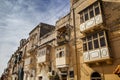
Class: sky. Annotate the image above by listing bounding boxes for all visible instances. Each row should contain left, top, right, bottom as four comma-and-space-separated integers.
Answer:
0, 0, 70, 76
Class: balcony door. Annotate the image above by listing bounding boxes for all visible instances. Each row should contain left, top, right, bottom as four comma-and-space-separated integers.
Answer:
91, 72, 101, 80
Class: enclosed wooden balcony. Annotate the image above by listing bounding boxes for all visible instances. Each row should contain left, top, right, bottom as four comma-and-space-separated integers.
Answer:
37, 47, 50, 64
82, 30, 111, 64
55, 44, 69, 68
79, 1, 104, 33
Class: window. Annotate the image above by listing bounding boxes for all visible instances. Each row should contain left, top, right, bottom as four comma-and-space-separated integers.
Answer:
91, 72, 101, 80
82, 31, 107, 52
79, 1, 101, 23
52, 71, 55, 75
49, 67, 51, 72
69, 71, 74, 78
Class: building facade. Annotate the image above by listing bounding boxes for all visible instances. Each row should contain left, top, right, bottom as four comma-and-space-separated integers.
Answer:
1, 0, 120, 80
70, 0, 120, 80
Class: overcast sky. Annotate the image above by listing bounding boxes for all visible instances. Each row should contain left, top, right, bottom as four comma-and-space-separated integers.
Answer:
0, 0, 70, 76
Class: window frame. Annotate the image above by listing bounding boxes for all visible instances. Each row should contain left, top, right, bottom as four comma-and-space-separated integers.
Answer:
79, 1, 101, 23
89, 6, 94, 18
82, 31, 108, 52
80, 12, 84, 23
84, 9, 89, 21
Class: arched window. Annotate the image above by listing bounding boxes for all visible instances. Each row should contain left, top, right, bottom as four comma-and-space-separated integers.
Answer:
91, 72, 101, 80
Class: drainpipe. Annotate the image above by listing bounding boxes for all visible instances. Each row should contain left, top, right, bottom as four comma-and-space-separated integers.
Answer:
72, 8, 80, 80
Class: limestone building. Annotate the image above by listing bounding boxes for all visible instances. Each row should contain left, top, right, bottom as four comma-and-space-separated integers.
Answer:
70, 0, 120, 80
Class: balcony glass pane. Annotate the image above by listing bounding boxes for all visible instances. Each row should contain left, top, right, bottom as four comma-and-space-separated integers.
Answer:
94, 39, 99, 49
90, 10, 94, 18
99, 31, 104, 36
95, 6, 100, 15
88, 41, 93, 50
85, 12, 89, 21
100, 37, 106, 47
87, 36, 92, 41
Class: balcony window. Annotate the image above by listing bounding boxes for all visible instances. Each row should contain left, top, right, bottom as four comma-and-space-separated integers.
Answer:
37, 48, 47, 57
69, 71, 74, 78
94, 39, 99, 49
94, 2, 100, 15
100, 37, 106, 47
89, 7, 94, 18
82, 31, 107, 52
57, 51, 64, 58
79, 1, 101, 23
85, 10, 89, 21
91, 72, 101, 80
83, 43, 87, 51
88, 41, 93, 50
95, 6, 100, 15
